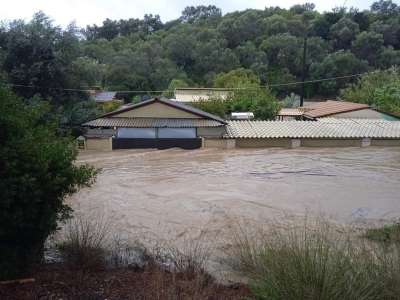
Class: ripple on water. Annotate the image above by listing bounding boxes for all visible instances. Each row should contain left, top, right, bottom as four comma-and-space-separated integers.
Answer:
69, 147, 400, 243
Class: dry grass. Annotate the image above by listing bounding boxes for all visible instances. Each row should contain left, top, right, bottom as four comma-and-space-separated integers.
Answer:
43, 214, 400, 300
56, 214, 112, 272
0, 264, 250, 300
225, 217, 400, 300
1, 217, 248, 300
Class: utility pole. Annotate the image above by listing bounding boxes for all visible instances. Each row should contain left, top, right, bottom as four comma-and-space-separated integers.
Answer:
300, 35, 307, 107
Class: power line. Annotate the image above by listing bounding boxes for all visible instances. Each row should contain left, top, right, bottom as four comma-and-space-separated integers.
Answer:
268, 72, 368, 87
0, 71, 373, 94
1, 83, 166, 94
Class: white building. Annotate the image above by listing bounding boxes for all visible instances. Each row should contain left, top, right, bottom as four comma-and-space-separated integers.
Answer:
174, 88, 232, 102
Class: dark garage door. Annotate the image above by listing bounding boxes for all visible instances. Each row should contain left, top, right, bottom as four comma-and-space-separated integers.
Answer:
112, 138, 202, 150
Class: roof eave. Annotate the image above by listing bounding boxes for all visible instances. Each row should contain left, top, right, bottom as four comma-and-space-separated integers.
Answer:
90, 97, 227, 125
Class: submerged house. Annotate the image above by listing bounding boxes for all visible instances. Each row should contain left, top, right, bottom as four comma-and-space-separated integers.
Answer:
277, 100, 400, 121
82, 97, 226, 150
82, 97, 400, 151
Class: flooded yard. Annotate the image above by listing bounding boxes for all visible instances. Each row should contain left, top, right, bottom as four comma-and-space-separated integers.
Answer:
71, 147, 400, 243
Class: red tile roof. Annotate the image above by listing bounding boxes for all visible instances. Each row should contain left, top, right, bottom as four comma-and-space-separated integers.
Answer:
303, 100, 370, 118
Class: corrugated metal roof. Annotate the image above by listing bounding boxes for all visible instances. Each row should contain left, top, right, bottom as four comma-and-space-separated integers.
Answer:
304, 100, 370, 118
225, 119, 400, 139
94, 92, 117, 102
83, 118, 224, 128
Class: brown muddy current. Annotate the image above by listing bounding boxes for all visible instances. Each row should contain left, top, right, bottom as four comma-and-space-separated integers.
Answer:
71, 147, 400, 243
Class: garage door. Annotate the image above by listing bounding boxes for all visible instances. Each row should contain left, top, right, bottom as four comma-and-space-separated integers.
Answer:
117, 128, 156, 138
113, 127, 200, 150
158, 128, 196, 139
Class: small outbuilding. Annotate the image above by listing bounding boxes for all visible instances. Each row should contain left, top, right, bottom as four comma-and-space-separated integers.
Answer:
82, 97, 227, 150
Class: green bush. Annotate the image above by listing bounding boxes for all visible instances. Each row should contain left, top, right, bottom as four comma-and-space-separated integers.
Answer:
191, 88, 280, 120
340, 67, 400, 115
191, 98, 228, 118
101, 100, 123, 113
0, 87, 97, 280
229, 88, 281, 120
364, 223, 400, 243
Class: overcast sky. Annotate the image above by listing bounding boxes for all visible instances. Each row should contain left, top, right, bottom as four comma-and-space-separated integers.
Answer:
2, 0, 377, 28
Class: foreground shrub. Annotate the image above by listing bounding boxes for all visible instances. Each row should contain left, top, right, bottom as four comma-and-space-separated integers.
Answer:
227, 219, 400, 300
0, 87, 97, 280
57, 214, 112, 271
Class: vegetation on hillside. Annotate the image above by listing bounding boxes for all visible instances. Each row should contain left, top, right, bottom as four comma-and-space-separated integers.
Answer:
0, 1, 399, 125
77, 1, 400, 97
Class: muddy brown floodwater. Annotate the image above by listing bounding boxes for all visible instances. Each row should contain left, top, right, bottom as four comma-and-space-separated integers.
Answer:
70, 147, 400, 245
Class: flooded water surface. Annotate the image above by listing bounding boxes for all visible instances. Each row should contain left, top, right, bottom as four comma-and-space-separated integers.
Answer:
71, 147, 400, 241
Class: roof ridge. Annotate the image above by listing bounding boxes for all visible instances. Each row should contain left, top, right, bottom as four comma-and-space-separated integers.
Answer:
90, 97, 227, 124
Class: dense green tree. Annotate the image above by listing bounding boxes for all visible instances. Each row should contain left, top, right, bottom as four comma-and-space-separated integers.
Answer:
352, 31, 384, 65
371, 0, 399, 18
235, 41, 268, 70
370, 19, 400, 48
263, 14, 289, 36
379, 46, 400, 68
93, 18, 120, 40
71, 57, 106, 88
349, 9, 371, 31
142, 14, 163, 34
0, 12, 99, 132
214, 68, 260, 88
228, 88, 281, 120
218, 10, 266, 48
180, 5, 221, 24
340, 67, 400, 114
1, 2, 400, 103
0, 87, 96, 280
311, 15, 332, 39
261, 34, 302, 75
191, 98, 228, 118
2, 12, 72, 101
162, 28, 196, 69
290, 3, 316, 14
310, 50, 368, 95
330, 17, 360, 49
164, 78, 190, 98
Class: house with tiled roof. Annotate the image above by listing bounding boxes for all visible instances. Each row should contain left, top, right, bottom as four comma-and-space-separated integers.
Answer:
81, 97, 400, 150
82, 97, 226, 150
277, 100, 400, 121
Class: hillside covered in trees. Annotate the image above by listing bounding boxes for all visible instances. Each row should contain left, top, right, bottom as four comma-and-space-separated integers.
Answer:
0, 0, 399, 126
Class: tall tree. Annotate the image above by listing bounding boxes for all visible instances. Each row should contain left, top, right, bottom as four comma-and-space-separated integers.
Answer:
0, 87, 96, 280
330, 17, 360, 49
180, 5, 222, 24
352, 31, 384, 65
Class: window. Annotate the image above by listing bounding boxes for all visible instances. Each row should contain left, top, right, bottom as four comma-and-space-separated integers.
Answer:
117, 128, 156, 138
158, 128, 196, 139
